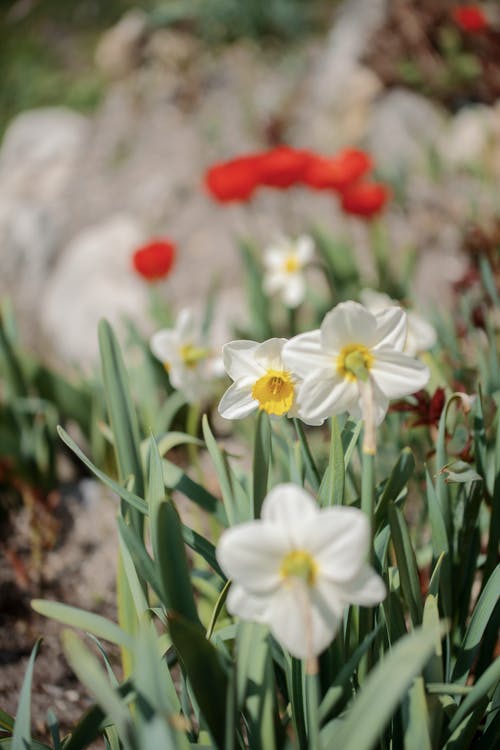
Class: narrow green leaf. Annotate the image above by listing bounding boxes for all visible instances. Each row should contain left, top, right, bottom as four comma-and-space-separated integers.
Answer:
32, 600, 133, 650
206, 580, 231, 640
0, 710, 14, 733
202, 415, 238, 524
12, 638, 41, 750
375, 448, 414, 526
389, 505, 423, 626
328, 623, 445, 750
117, 530, 149, 618
62, 631, 133, 748
168, 612, 228, 750
238, 241, 272, 340
403, 677, 431, 750
452, 565, 500, 684
253, 411, 271, 518
293, 419, 320, 491
155, 500, 200, 626
57, 427, 148, 515
155, 431, 203, 456
62, 680, 134, 750
117, 517, 164, 601
318, 416, 344, 506
164, 459, 228, 526
448, 656, 500, 735
290, 657, 308, 750
181, 524, 225, 580
98, 319, 144, 534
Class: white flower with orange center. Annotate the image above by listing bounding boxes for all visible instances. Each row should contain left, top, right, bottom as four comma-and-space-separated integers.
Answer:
150, 309, 221, 403
217, 337, 319, 423
216, 483, 386, 660
263, 235, 314, 308
360, 288, 437, 357
282, 301, 430, 430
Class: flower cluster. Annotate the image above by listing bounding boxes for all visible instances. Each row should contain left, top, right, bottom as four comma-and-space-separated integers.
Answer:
132, 239, 176, 281
205, 145, 389, 218
218, 301, 430, 441
217, 483, 386, 659
451, 5, 489, 32
150, 309, 222, 403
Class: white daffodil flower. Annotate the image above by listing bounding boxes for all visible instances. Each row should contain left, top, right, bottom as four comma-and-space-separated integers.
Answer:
218, 337, 321, 424
150, 309, 221, 403
216, 483, 386, 660
263, 235, 314, 308
360, 288, 437, 357
282, 301, 430, 430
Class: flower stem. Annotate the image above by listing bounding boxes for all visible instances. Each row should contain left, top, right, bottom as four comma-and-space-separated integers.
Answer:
305, 668, 322, 750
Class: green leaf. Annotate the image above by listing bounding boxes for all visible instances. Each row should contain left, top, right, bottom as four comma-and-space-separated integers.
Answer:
202, 415, 240, 524
318, 416, 344, 506
62, 631, 133, 749
163, 459, 228, 526
98, 319, 144, 533
57, 426, 148, 515
0, 709, 14, 733
12, 638, 41, 750
452, 565, 500, 684
403, 677, 431, 750
389, 505, 423, 626
253, 411, 271, 518
155, 431, 203, 456
168, 612, 228, 750
293, 419, 320, 491
375, 448, 414, 526
206, 580, 231, 640
117, 517, 164, 601
448, 656, 500, 736
62, 680, 134, 750
31, 600, 133, 649
181, 524, 225, 580
154, 500, 200, 625
238, 241, 272, 341
326, 623, 445, 750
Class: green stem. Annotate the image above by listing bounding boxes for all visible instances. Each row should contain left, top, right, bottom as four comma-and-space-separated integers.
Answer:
305, 668, 322, 750
359, 450, 375, 681
287, 305, 297, 337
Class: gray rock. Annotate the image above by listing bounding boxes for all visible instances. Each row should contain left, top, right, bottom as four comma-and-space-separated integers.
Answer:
41, 214, 150, 366
366, 88, 445, 173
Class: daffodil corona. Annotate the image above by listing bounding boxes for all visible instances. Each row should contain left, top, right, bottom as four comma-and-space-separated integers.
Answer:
216, 483, 386, 659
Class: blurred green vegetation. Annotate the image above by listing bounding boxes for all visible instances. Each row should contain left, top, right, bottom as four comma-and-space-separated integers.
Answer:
0, 0, 333, 139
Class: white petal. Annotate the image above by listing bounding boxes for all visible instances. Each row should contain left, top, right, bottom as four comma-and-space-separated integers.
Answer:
218, 381, 257, 420
371, 350, 430, 399
350, 378, 390, 425
282, 330, 331, 379
254, 338, 287, 370
296, 235, 314, 263
359, 288, 394, 312
282, 275, 305, 308
222, 340, 262, 381
265, 581, 341, 659
264, 246, 287, 270
302, 507, 370, 581
405, 312, 437, 355
261, 484, 319, 542
321, 301, 377, 351
342, 565, 386, 606
297, 372, 358, 422
373, 307, 407, 352
226, 583, 267, 621
150, 329, 178, 363
216, 522, 288, 593
263, 272, 284, 295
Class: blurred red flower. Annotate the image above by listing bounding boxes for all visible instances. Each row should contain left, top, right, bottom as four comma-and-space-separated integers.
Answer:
451, 5, 488, 32
340, 181, 390, 218
257, 146, 313, 188
304, 148, 373, 191
204, 154, 262, 202
132, 239, 176, 281
391, 388, 446, 428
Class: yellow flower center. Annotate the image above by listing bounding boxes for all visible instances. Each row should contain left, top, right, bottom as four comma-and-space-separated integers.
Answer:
180, 343, 209, 369
337, 344, 374, 382
251, 369, 295, 416
280, 549, 318, 586
284, 254, 300, 274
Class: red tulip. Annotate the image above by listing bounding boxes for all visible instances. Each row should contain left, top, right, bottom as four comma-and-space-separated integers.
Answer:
340, 181, 390, 219
304, 149, 373, 191
204, 154, 262, 202
256, 146, 313, 188
391, 388, 446, 428
132, 239, 176, 281
451, 5, 488, 32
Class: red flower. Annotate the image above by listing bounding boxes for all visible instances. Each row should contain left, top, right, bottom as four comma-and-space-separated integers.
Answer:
304, 149, 373, 191
340, 181, 390, 219
132, 239, 176, 281
256, 146, 313, 188
204, 154, 262, 203
451, 5, 488, 32
391, 388, 446, 428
